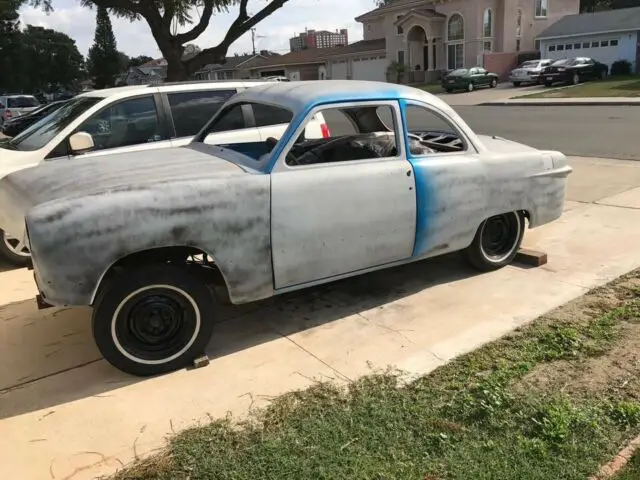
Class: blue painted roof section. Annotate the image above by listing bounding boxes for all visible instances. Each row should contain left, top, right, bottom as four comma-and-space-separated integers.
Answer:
230, 80, 454, 114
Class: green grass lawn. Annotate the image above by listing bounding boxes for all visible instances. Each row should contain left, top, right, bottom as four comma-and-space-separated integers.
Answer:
111, 270, 640, 480
517, 75, 640, 99
418, 83, 445, 94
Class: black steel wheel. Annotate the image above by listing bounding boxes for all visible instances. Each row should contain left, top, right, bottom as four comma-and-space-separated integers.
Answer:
92, 264, 215, 376
464, 211, 525, 272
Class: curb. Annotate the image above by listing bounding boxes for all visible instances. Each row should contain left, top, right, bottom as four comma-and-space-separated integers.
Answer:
589, 433, 640, 479
479, 101, 640, 106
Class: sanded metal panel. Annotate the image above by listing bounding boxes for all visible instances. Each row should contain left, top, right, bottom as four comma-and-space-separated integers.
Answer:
0, 146, 273, 306
271, 158, 417, 289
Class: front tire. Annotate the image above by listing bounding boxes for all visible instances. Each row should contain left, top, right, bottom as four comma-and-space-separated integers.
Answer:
0, 229, 31, 267
544, 81, 553, 87
464, 211, 525, 272
92, 264, 216, 376
490, 78, 498, 88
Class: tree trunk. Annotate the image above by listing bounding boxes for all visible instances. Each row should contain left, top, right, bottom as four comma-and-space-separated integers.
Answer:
165, 55, 189, 82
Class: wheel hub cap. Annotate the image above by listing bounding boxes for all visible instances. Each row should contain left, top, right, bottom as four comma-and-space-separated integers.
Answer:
2, 232, 30, 257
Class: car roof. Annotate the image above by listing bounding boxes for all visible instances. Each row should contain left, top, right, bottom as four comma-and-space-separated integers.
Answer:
229, 80, 454, 114
2, 94, 38, 99
76, 80, 272, 101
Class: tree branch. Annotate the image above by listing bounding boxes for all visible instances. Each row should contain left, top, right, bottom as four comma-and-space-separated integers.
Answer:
174, 0, 215, 44
186, 0, 288, 72
89, 0, 141, 13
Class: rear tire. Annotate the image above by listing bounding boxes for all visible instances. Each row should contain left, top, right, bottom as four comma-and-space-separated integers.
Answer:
464, 211, 525, 272
512, 81, 521, 87
0, 229, 31, 268
544, 81, 553, 87
92, 264, 216, 376
467, 82, 475, 92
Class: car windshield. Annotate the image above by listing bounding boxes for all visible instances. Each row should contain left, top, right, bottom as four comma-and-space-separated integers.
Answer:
2, 96, 101, 152
520, 60, 539, 68
7, 96, 39, 108
450, 69, 468, 75
551, 59, 570, 66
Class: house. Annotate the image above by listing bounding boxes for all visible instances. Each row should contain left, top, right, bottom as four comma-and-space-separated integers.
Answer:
193, 52, 278, 80
247, 39, 387, 81
124, 65, 167, 85
537, 6, 640, 72
354, 0, 581, 82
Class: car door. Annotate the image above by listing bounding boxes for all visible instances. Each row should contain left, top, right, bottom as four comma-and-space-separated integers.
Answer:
580, 58, 595, 78
477, 68, 491, 85
164, 88, 237, 147
63, 93, 174, 160
269, 100, 417, 289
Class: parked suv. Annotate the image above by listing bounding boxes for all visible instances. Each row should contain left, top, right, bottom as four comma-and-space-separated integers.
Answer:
0, 80, 329, 266
0, 95, 40, 125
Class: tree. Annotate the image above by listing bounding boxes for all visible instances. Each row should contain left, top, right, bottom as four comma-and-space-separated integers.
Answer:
87, 6, 120, 88
127, 54, 153, 68
17, 25, 85, 92
580, 0, 640, 10
0, 0, 22, 92
117, 50, 130, 72
76, 0, 289, 81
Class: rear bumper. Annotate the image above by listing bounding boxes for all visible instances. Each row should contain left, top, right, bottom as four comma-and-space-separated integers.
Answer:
509, 74, 539, 83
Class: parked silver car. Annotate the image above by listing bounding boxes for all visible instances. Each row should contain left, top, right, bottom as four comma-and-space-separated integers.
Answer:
0, 95, 40, 125
509, 59, 554, 86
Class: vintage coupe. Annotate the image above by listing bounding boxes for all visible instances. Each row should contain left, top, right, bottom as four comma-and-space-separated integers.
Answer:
0, 80, 572, 376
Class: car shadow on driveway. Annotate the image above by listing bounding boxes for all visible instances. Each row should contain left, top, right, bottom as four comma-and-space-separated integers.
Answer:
0, 253, 481, 420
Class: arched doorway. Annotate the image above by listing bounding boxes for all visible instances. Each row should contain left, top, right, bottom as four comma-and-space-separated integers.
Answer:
407, 25, 429, 73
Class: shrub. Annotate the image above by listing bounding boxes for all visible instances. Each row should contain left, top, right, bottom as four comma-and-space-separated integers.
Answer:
610, 59, 632, 76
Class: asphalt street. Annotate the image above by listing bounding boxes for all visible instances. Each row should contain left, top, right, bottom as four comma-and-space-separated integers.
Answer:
453, 105, 640, 161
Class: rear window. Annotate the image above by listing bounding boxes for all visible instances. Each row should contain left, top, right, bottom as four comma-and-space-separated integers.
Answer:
7, 96, 39, 108
520, 61, 538, 68
168, 89, 236, 137
450, 68, 468, 75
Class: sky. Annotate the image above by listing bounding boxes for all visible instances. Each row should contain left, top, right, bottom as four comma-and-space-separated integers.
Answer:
19, 0, 375, 59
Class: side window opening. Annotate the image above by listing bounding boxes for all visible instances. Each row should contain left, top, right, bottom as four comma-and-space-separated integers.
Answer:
252, 103, 293, 127
404, 104, 466, 154
75, 95, 165, 151
285, 104, 400, 167
168, 89, 236, 137
206, 103, 246, 133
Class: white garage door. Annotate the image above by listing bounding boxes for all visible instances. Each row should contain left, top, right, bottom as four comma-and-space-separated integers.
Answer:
546, 38, 622, 68
352, 57, 387, 82
331, 61, 348, 80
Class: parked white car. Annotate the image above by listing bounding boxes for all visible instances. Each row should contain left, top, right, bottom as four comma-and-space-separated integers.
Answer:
509, 59, 554, 86
0, 80, 328, 266
0, 94, 40, 125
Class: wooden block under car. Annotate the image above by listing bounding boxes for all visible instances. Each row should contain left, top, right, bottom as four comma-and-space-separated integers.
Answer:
514, 248, 548, 267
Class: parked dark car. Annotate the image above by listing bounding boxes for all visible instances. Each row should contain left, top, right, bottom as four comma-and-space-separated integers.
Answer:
541, 57, 609, 87
441, 66, 499, 93
1, 100, 67, 137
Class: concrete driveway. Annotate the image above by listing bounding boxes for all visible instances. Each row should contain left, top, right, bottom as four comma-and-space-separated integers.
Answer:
2, 156, 640, 479
439, 82, 544, 105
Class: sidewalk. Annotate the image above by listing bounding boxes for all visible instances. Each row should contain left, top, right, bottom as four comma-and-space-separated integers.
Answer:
2, 156, 640, 479
480, 96, 640, 106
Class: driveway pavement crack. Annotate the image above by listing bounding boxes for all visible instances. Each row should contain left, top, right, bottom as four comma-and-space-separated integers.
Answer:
0, 358, 103, 394
279, 334, 352, 382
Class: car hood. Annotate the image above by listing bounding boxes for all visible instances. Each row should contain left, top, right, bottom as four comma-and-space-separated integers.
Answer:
0, 143, 246, 239
477, 134, 538, 153
0, 146, 41, 179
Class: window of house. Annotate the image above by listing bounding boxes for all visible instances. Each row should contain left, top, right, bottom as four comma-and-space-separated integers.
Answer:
557, 44, 564, 51
396, 15, 404, 35
592, 41, 599, 47
549, 45, 556, 52
516, 39, 521, 51
611, 39, 618, 46
483, 8, 493, 37
566, 44, 573, 50
601, 40, 609, 47
76, 95, 165, 151
285, 104, 399, 167
447, 14, 464, 70
168, 89, 236, 137
583, 42, 590, 48
516, 9, 522, 37
574, 43, 581, 49
483, 41, 493, 52
535, 39, 541, 51
367, 24, 371, 32
397, 50, 405, 65
535, 0, 548, 17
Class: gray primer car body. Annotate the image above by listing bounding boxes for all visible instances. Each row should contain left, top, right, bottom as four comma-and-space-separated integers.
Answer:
0, 80, 572, 308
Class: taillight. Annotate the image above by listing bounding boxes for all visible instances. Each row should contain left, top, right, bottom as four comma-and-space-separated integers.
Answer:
320, 123, 331, 138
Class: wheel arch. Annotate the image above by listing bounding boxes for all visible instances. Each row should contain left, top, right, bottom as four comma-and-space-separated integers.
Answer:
89, 245, 232, 306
